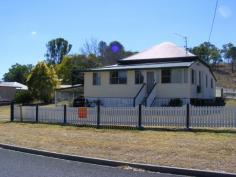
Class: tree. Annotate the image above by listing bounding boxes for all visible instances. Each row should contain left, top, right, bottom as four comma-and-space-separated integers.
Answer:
3, 63, 33, 84
80, 38, 99, 56
221, 43, 236, 72
190, 42, 221, 66
98, 41, 107, 58
27, 62, 59, 103
56, 54, 101, 85
45, 38, 72, 64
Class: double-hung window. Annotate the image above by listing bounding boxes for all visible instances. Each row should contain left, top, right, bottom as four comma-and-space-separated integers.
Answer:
93, 72, 101, 85
135, 71, 144, 84
191, 69, 195, 85
110, 70, 127, 84
161, 69, 171, 83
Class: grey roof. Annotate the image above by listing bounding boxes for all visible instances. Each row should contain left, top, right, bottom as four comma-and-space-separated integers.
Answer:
0, 82, 28, 90
121, 42, 195, 61
89, 62, 194, 71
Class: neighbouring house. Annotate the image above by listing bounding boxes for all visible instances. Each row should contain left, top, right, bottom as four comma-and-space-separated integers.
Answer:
83, 42, 216, 107
0, 81, 28, 102
54, 84, 83, 106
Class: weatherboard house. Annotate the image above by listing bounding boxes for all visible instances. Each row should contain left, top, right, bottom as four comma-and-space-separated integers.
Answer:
84, 42, 216, 107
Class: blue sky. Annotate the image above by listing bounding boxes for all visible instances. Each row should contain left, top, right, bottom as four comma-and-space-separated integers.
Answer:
0, 0, 235, 79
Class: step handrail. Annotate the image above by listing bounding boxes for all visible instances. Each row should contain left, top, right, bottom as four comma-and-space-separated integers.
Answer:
145, 82, 157, 106
133, 83, 146, 107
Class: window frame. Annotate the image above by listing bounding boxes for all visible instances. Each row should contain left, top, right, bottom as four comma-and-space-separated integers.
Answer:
110, 70, 127, 84
191, 69, 195, 85
135, 70, 144, 84
161, 69, 171, 84
92, 72, 101, 86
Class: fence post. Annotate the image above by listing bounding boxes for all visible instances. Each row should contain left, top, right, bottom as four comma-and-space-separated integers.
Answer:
186, 103, 190, 129
36, 104, 39, 123
64, 105, 67, 124
10, 102, 14, 122
97, 100, 101, 128
138, 104, 143, 130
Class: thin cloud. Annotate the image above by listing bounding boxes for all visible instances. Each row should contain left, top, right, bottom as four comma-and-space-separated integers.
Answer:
31, 31, 37, 36
218, 5, 232, 18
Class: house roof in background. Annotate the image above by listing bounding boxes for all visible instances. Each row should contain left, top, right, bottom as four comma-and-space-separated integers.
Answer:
55, 84, 83, 91
87, 61, 194, 71
0, 82, 28, 90
120, 42, 195, 61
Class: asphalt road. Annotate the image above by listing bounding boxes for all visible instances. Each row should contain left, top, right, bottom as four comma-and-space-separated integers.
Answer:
0, 148, 186, 177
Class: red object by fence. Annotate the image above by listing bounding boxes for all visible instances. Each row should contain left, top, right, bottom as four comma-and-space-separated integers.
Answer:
78, 107, 87, 118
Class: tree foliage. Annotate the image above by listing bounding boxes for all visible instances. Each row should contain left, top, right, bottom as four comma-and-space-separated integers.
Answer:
45, 38, 72, 64
3, 63, 33, 84
27, 62, 59, 103
190, 42, 222, 65
56, 54, 101, 85
221, 43, 236, 72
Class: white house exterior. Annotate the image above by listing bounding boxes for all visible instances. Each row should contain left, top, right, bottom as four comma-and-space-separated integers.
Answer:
84, 42, 216, 107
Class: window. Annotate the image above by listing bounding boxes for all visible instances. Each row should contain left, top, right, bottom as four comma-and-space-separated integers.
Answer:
110, 70, 127, 84
211, 78, 213, 88
93, 72, 101, 85
183, 69, 188, 83
206, 75, 208, 88
171, 69, 182, 83
161, 69, 171, 83
198, 71, 201, 86
191, 69, 195, 84
135, 71, 144, 84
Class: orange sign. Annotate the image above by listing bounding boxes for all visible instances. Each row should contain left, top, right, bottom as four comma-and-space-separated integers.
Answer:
78, 107, 87, 118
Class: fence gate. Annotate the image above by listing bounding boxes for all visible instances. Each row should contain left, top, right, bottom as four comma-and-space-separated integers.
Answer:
0, 104, 10, 121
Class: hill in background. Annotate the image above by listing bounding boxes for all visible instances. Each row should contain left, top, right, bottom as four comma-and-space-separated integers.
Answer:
213, 64, 236, 89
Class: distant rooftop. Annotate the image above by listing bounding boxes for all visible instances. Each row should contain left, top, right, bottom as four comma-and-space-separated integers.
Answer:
0, 82, 28, 90
120, 42, 195, 61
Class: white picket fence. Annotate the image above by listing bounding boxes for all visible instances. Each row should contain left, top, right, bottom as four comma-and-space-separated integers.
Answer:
13, 105, 236, 129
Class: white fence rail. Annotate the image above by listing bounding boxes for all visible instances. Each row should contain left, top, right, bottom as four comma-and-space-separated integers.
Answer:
190, 106, 236, 128
100, 107, 138, 127
13, 105, 236, 129
143, 106, 186, 127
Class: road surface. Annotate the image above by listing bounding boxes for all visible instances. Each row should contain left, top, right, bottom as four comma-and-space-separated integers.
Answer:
0, 148, 186, 177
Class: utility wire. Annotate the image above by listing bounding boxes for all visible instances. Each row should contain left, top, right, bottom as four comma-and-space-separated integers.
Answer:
208, 0, 219, 42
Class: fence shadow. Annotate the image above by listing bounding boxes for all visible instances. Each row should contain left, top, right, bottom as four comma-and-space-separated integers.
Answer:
7, 121, 236, 134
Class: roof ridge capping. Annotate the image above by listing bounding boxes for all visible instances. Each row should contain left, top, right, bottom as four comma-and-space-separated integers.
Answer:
120, 42, 195, 61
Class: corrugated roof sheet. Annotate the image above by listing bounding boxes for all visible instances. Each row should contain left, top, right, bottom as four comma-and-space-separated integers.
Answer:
120, 42, 195, 61
89, 62, 194, 71
0, 82, 28, 90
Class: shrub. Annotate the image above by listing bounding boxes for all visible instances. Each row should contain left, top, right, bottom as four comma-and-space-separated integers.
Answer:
168, 98, 183, 107
14, 90, 33, 104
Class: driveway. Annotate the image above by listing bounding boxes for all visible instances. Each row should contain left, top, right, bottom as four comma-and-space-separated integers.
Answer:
0, 148, 186, 177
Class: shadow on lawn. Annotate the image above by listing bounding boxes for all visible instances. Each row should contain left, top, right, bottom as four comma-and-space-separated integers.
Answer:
3, 121, 236, 134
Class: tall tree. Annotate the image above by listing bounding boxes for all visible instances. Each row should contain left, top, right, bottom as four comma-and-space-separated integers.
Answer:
190, 42, 221, 66
3, 63, 33, 84
56, 54, 101, 85
80, 38, 99, 56
98, 41, 107, 59
45, 38, 72, 64
221, 43, 236, 72
27, 62, 59, 103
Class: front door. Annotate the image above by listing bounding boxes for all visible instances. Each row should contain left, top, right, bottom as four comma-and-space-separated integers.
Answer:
147, 71, 155, 94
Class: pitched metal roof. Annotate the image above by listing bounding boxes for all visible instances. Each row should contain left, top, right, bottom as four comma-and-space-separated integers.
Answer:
120, 42, 195, 61
0, 82, 28, 90
88, 62, 194, 71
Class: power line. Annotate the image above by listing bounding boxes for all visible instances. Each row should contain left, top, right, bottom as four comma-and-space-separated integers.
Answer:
208, 0, 219, 42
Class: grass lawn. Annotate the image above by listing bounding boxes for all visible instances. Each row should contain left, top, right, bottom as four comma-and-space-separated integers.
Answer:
0, 106, 10, 121
225, 99, 236, 106
0, 122, 235, 173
